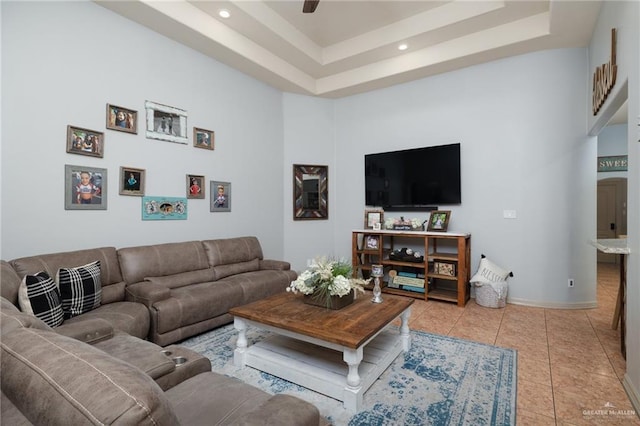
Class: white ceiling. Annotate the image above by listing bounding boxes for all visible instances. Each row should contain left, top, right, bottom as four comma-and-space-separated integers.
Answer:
98, 0, 605, 99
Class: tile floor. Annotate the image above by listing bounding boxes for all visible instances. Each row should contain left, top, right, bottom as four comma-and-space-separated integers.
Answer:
404, 262, 639, 425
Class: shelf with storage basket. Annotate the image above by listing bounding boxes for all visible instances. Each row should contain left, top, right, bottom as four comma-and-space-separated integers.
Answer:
352, 229, 471, 306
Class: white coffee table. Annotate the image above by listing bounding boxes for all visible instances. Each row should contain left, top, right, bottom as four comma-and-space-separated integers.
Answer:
229, 292, 413, 412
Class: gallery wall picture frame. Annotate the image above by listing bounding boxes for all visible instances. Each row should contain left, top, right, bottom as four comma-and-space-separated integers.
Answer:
187, 174, 205, 199
145, 100, 188, 144
364, 209, 384, 229
293, 164, 328, 220
66, 125, 104, 158
427, 210, 451, 232
193, 127, 214, 150
210, 181, 231, 212
119, 166, 145, 196
106, 104, 137, 134
142, 196, 187, 220
64, 164, 107, 210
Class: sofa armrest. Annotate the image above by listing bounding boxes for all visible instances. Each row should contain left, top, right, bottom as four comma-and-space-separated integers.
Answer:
56, 318, 114, 344
259, 259, 291, 271
125, 282, 171, 308
230, 394, 320, 426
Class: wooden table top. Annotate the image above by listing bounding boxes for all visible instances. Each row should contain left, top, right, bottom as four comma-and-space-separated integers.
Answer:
229, 292, 414, 349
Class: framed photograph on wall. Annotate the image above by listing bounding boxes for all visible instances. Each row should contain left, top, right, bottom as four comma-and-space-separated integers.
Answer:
427, 210, 451, 232
187, 174, 205, 199
119, 166, 145, 196
145, 100, 188, 144
66, 125, 104, 158
193, 127, 214, 150
142, 196, 187, 220
364, 209, 384, 229
106, 104, 137, 134
64, 164, 107, 210
210, 181, 231, 212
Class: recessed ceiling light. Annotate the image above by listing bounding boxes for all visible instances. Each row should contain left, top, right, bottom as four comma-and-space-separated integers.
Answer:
398, 44, 408, 51
218, 9, 231, 19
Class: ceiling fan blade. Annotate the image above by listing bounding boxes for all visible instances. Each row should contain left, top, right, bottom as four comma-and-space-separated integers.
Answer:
303, 0, 319, 13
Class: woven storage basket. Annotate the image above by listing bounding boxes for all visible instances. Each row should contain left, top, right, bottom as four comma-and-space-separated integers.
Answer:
474, 282, 507, 308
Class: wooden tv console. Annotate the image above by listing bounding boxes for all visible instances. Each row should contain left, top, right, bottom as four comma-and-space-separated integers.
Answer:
352, 229, 471, 307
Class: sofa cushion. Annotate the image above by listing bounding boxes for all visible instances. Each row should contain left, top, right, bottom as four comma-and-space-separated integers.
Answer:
17, 272, 64, 328
93, 332, 175, 380
202, 237, 263, 267
145, 268, 216, 290
1, 260, 23, 306
166, 372, 320, 426
212, 258, 259, 280
1, 391, 33, 426
1, 326, 179, 425
63, 301, 150, 340
118, 241, 210, 285
0, 299, 53, 335
57, 260, 102, 319
10, 247, 125, 303
165, 371, 271, 425
154, 281, 242, 334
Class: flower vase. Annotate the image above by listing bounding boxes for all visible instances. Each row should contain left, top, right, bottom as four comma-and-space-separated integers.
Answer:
303, 290, 355, 310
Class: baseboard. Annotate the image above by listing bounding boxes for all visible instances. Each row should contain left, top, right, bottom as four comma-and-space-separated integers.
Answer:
623, 374, 640, 416
498, 297, 598, 310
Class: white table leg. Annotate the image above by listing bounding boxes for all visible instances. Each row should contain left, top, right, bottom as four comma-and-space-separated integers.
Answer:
343, 346, 363, 412
233, 317, 248, 367
400, 307, 411, 351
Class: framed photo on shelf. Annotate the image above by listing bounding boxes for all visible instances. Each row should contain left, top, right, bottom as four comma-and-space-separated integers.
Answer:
434, 261, 456, 277
64, 164, 107, 210
193, 127, 214, 150
364, 209, 384, 229
106, 104, 137, 134
365, 235, 379, 249
66, 125, 104, 158
210, 181, 231, 212
427, 210, 451, 232
145, 100, 188, 144
186, 174, 205, 199
119, 166, 145, 196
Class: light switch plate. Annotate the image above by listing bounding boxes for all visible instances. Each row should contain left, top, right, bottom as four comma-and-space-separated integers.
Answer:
503, 210, 517, 219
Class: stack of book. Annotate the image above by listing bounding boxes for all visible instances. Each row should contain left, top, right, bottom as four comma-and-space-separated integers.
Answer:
393, 271, 425, 294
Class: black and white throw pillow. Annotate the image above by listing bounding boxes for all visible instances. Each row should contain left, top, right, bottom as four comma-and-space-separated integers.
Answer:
18, 271, 64, 327
57, 260, 102, 319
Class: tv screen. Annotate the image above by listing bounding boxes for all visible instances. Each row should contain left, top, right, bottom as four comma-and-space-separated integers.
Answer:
365, 143, 461, 210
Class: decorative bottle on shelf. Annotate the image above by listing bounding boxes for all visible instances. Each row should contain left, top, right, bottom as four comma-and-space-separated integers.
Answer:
371, 264, 384, 303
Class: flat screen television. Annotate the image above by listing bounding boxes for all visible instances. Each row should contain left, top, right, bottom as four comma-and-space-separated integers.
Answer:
365, 143, 461, 210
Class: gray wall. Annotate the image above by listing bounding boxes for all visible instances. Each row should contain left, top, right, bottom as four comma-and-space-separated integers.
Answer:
1, 1, 286, 260
284, 48, 597, 309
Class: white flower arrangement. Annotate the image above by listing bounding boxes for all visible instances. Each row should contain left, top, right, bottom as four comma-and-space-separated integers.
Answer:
287, 257, 369, 307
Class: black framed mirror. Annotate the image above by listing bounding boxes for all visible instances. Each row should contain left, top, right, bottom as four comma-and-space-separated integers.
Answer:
293, 164, 328, 220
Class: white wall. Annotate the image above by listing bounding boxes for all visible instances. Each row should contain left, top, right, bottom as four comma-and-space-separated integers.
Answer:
1, 1, 287, 260
588, 0, 640, 413
326, 49, 596, 308
282, 94, 336, 271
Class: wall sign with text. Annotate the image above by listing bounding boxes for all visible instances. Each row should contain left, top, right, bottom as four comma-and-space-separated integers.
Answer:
598, 155, 628, 172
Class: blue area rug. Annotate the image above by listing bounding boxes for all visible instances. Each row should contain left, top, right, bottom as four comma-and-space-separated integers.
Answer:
180, 324, 516, 425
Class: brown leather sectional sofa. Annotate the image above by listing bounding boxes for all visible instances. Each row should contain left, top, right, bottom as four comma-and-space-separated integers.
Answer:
0, 237, 322, 425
